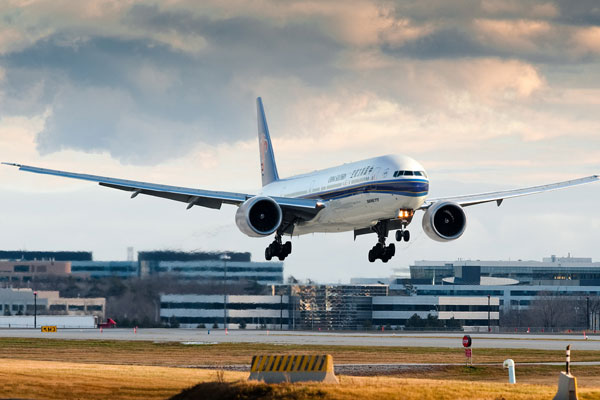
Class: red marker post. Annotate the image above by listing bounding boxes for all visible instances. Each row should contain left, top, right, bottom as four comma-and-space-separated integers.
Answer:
463, 335, 473, 366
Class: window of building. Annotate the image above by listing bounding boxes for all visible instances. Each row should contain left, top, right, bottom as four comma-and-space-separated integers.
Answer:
13, 265, 29, 273
86, 305, 103, 311
49, 304, 66, 311
68, 305, 85, 311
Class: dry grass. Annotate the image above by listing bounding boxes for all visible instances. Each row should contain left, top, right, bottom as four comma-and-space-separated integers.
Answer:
173, 376, 600, 400
1, 359, 599, 400
1, 338, 600, 399
369, 364, 600, 388
0, 358, 246, 400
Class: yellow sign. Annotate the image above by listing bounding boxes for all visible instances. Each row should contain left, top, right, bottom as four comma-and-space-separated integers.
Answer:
250, 354, 332, 372
41, 326, 57, 333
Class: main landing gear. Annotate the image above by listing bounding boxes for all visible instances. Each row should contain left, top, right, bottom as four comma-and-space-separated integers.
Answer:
368, 220, 396, 263
368, 220, 411, 263
265, 233, 292, 261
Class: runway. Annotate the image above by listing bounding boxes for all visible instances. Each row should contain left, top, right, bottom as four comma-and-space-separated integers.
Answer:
1, 328, 598, 350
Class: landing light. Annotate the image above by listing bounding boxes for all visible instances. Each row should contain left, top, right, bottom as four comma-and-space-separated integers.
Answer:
398, 209, 413, 219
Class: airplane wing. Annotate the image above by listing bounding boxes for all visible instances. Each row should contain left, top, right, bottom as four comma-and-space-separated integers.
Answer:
2, 163, 323, 219
421, 175, 599, 208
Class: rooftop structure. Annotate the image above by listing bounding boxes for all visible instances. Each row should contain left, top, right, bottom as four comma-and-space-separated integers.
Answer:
0, 251, 92, 262
139, 251, 282, 284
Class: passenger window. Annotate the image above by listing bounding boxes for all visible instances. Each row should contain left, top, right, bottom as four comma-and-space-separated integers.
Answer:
405, 171, 414, 176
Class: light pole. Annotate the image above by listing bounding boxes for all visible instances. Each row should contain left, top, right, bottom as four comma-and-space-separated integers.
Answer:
221, 254, 231, 330
487, 295, 491, 333
33, 291, 37, 329
587, 297, 590, 330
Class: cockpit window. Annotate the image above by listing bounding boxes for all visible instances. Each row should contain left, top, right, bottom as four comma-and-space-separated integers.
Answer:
394, 170, 428, 178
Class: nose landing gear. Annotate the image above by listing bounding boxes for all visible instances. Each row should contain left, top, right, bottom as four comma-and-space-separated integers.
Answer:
395, 228, 410, 242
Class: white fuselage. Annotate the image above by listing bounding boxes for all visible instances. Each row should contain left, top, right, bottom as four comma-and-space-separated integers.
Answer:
259, 154, 429, 235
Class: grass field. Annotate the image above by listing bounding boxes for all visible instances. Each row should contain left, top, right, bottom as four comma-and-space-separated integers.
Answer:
2, 359, 600, 400
1, 338, 599, 399
2, 337, 600, 366
174, 378, 600, 400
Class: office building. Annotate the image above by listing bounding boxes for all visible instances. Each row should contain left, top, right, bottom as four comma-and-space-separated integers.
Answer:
71, 261, 139, 278
404, 255, 600, 286
160, 294, 289, 329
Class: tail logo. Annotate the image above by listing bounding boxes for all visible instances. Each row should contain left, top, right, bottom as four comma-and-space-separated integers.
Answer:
260, 137, 269, 176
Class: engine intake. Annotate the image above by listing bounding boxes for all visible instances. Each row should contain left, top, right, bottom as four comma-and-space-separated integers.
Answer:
235, 196, 283, 237
422, 201, 466, 242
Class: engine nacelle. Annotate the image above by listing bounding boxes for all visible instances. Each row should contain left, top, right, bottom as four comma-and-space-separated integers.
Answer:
422, 201, 467, 242
235, 196, 283, 237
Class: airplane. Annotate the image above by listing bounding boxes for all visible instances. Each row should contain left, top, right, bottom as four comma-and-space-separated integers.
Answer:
3, 97, 599, 263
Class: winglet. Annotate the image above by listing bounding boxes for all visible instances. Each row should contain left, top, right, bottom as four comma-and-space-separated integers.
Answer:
256, 97, 280, 187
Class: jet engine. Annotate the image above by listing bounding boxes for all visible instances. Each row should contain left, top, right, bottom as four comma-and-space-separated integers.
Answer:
422, 201, 467, 242
235, 196, 283, 237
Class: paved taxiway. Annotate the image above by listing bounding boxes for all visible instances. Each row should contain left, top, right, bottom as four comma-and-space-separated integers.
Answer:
0, 328, 598, 350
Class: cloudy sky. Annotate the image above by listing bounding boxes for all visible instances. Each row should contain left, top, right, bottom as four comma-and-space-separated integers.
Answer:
1, 0, 599, 282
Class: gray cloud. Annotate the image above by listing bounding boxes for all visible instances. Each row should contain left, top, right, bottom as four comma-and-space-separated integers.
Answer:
383, 28, 490, 59
555, 0, 600, 26
0, 5, 347, 163
0, 0, 599, 165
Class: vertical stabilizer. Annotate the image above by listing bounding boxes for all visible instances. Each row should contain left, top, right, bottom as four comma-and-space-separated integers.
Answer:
256, 97, 280, 186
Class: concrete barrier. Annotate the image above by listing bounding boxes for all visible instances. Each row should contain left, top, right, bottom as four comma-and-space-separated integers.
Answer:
248, 354, 339, 384
553, 372, 579, 400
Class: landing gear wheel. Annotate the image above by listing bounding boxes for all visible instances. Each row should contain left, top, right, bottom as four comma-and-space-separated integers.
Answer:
381, 249, 390, 263
283, 241, 292, 256
368, 249, 376, 263
387, 243, 395, 257
403, 230, 410, 242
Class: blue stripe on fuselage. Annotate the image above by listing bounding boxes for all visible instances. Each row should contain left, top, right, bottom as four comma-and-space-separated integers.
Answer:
301, 179, 429, 201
